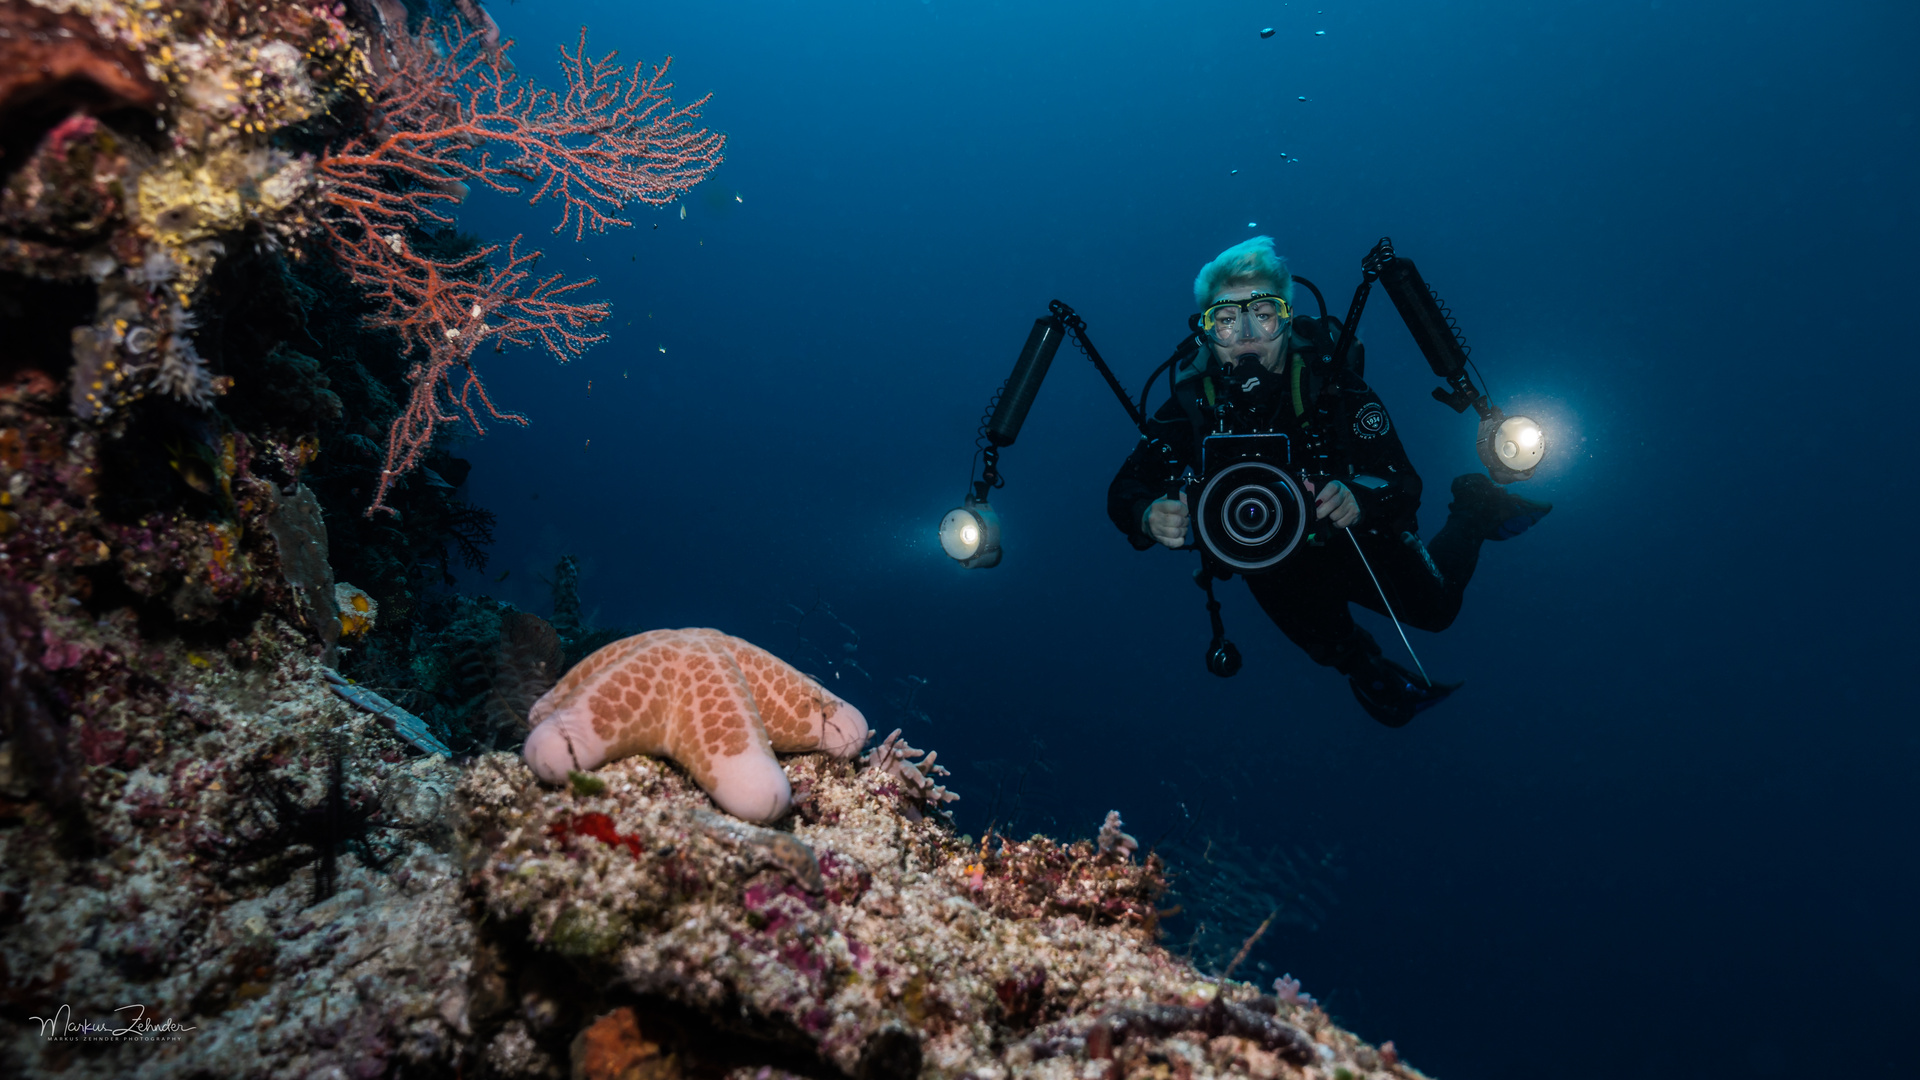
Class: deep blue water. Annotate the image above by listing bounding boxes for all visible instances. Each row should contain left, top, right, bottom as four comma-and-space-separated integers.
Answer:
438, 1, 1920, 1075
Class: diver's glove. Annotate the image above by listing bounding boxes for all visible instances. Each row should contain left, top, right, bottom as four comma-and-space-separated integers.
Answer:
1450, 473, 1552, 541
1347, 655, 1461, 728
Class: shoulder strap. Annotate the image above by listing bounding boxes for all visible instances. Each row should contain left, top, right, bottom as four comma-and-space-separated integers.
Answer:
1318, 314, 1363, 379
1171, 373, 1217, 462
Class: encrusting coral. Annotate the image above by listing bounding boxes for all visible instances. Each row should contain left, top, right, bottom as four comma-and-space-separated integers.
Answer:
523, 628, 870, 823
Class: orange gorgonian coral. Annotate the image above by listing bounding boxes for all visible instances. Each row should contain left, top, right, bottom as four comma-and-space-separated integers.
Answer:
317, 20, 724, 515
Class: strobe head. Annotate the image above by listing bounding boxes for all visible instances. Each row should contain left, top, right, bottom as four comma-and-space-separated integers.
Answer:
938, 495, 1002, 569
1192, 448, 1310, 572
1477, 410, 1548, 484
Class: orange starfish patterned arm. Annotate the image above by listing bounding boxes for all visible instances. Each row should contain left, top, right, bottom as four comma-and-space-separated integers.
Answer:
522, 629, 869, 822
720, 636, 869, 758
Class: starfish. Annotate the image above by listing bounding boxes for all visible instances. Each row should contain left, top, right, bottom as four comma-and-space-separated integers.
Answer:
523, 629, 868, 822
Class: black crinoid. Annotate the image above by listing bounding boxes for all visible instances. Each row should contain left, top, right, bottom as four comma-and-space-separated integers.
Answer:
206, 731, 404, 904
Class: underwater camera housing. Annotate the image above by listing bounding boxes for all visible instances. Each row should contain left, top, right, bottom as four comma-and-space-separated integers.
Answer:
1191, 432, 1311, 573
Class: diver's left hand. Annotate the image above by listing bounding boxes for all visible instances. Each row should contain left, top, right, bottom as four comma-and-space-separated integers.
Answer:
1314, 480, 1361, 529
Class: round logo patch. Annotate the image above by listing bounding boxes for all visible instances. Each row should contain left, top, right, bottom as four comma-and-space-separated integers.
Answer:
1353, 402, 1390, 439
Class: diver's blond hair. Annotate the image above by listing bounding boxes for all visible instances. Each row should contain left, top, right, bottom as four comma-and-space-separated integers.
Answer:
1193, 235, 1293, 310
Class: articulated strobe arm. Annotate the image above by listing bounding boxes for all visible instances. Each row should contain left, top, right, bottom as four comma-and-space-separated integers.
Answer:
1334, 238, 1493, 420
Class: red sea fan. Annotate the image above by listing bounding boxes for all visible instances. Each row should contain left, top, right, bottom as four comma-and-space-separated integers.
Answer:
316, 22, 724, 514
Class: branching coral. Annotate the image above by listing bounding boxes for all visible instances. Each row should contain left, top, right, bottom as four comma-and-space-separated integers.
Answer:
862, 727, 959, 821
1098, 809, 1139, 860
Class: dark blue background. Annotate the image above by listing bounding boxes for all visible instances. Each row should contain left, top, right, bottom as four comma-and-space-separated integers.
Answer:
440, 1, 1919, 1075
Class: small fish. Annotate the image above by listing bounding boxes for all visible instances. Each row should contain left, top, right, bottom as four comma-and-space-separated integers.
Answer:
586, 379, 593, 396
496, 570, 511, 582
172, 459, 214, 495
1260, 26, 1275, 38
583, 439, 591, 451
679, 205, 686, 220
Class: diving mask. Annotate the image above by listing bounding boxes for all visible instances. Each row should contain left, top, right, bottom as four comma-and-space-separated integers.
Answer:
1202, 293, 1292, 345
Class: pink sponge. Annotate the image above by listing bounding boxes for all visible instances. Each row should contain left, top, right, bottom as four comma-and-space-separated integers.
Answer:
523, 628, 868, 822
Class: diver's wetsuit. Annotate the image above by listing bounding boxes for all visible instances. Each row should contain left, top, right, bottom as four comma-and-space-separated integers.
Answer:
1106, 315, 1494, 695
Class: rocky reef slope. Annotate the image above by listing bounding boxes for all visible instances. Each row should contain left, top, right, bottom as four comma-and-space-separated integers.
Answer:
2, 631, 1421, 1080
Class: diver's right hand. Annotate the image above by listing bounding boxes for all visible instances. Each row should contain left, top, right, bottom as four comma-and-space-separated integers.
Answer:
1144, 494, 1189, 548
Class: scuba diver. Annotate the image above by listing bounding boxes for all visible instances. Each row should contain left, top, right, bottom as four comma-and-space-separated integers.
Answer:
1106, 237, 1552, 726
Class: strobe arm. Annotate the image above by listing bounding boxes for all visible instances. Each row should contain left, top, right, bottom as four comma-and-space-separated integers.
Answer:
1373, 249, 1494, 419
984, 315, 1068, 449
968, 300, 1162, 504
981, 300, 1153, 451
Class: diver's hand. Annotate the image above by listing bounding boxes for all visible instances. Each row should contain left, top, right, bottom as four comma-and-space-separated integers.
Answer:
1144, 494, 1189, 548
1315, 480, 1361, 529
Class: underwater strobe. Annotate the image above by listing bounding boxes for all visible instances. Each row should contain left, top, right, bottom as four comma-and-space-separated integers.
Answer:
939, 312, 1067, 568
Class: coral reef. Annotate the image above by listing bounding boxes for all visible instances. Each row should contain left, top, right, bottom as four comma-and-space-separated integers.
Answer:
0, 0, 519, 728
454, 752, 1421, 1080
1, 614, 1424, 1080
0, 624, 478, 1079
